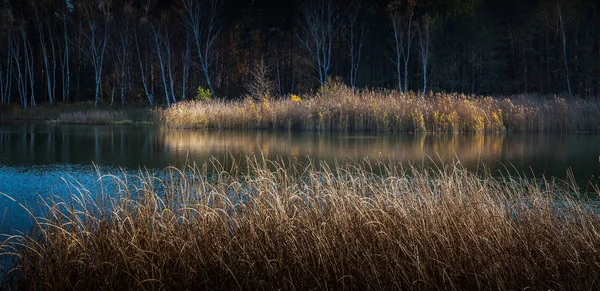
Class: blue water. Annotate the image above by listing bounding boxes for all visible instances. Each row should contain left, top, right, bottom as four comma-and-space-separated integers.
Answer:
1, 122, 600, 235
0, 164, 120, 234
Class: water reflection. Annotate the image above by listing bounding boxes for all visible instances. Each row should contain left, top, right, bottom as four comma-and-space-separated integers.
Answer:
1, 123, 599, 233
160, 130, 506, 167
0, 123, 599, 183
0, 123, 163, 167
158, 130, 600, 185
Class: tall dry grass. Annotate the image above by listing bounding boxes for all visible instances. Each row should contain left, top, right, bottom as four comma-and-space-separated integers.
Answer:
1, 102, 154, 124
1, 157, 600, 290
161, 89, 600, 132
56, 107, 157, 125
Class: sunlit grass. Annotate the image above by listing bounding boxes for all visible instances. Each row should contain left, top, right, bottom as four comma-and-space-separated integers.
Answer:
161, 90, 600, 132
4, 89, 599, 132
1, 157, 599, 289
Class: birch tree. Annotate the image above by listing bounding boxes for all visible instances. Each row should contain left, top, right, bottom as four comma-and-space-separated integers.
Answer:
418, 14, 431, 96
150, 19, 176, 106
298, 0, 339, 88
0, 53, 5, 104
79, 1, 111, 107
556, 0, 571, 95
134, 19, 154, 106
10, 26, 35, 108
9, 31, 24, 107
0, 36, 11, 104
31, 1, 57, 104
389, 1, 415, 92
181, 32, 191, 100
58, 5, 72, 103
346, 1, 365, 89
106, 1, 135, 106
181, 0, 222, 98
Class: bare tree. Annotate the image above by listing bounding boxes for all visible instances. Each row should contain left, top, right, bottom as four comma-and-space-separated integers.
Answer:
245, 58, 275, 102
298, 0, 339, 88
58, 5, 72, 103
78, 1, 111, 107
556, 0, 571, 95
418, 14, 431, 96
150, 17, 178, 106
10, 26, 35, 108
151, 21, 172, 106
346, 1, 365, 89
31, 1, 57, 104
274, 39, 282, 95
181, 0, 222, 98
0, 29, 11, 104
181, 32, 191, 100
9, 31, 23, 107
165, 24, 176, 104
134, 26, 154, 106
389, 1, 415, 92
0, 54, 5, 103
110, 1, 135, 106
0, 39, 11, 104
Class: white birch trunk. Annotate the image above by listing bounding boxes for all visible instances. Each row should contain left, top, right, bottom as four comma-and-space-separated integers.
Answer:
556, 0, 572, 95
135, 28, 154, 106
182, 0, 221, 98
151, 24, 171, 106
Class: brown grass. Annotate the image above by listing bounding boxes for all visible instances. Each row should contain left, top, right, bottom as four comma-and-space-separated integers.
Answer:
161, 89, 600, 132
55, 106, 157, 125
0, 102, 157, 125
4, 89, 599, 132
1, 157, 600, 290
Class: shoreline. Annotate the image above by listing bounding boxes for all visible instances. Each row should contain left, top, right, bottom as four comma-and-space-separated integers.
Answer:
1, 92, 600, 133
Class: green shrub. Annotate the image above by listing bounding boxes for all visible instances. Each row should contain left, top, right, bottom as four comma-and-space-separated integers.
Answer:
195, 86, 212, 102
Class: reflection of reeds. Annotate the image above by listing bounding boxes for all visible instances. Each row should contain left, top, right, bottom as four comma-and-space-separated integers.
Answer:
159, 130, 505, 164
161, 91, 600, 132
2, 157, 600, 289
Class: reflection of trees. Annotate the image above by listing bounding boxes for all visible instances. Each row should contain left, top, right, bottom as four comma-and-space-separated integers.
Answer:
0, 124, 163, 167
1, 124, 597, 183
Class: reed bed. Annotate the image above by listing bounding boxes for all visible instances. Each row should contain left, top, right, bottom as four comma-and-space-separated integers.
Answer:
57, 110, 130, 124
0, 102, 158, 125
56, 107, 157, 125
1, 157, 600, 290
161, 90, 600, 132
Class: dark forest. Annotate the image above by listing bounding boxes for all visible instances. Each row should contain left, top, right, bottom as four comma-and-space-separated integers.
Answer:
0, 0, 599, 107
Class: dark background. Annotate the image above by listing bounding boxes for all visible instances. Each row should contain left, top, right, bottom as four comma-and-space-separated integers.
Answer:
0, 0, 599, 106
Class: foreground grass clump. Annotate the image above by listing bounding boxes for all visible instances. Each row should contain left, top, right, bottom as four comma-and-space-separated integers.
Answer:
161, 90, 600, 132
2, 157, 600, 290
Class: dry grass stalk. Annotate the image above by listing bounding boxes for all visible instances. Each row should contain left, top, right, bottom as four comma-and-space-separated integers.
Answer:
1, 157, 600, 289
161, 90, 600, 132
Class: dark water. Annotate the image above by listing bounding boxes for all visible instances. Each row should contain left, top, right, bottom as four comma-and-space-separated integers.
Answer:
1, 122, 600, 233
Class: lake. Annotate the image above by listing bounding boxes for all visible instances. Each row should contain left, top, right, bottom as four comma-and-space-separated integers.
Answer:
1, 122, 599, 233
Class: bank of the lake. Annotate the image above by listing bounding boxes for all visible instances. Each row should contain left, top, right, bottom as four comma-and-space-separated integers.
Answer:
0, 102, 157, 125
2, 91, 600, 132
1, 157, 599, 290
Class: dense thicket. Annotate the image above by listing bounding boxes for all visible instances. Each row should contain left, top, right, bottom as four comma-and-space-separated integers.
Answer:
0, 0, 598, 107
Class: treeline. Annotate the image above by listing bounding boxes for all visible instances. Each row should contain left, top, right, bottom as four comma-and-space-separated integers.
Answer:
0, 0, 599, 108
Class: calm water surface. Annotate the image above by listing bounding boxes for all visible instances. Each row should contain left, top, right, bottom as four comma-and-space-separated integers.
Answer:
1, 122, 599, 233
